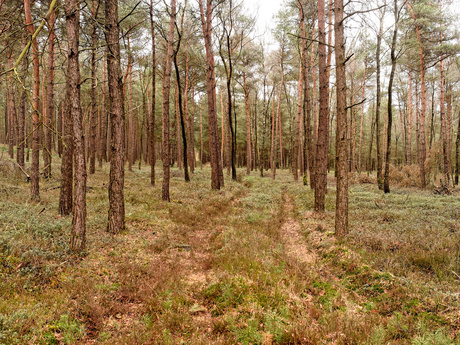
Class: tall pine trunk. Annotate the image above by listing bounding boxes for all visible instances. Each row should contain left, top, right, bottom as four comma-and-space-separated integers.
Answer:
384, 0, 399, 193
161, 0, 175, 201
199, 0, 223, 189
66, 0, 87, 251
315, 0, 329, 211
106, 0, 125, 233
334, 0, 348, 235
149, 0, 156, 185
375, 8, 384, 189
89, 0, 99, 174
408, 3, 427, 188
44, 1, 55, 178
24, 0, 41, 201
243, 73, 251, 175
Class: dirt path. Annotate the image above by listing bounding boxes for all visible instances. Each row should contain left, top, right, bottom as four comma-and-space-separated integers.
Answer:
280, 193, 317, 265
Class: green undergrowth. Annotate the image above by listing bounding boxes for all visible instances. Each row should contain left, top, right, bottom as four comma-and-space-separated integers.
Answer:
1, 153, 459, 344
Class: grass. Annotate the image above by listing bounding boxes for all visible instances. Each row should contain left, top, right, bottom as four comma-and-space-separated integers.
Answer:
1, 150, 460, 344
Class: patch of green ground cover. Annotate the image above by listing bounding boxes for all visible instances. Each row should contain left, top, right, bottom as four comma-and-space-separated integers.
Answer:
287, 176, 460, 343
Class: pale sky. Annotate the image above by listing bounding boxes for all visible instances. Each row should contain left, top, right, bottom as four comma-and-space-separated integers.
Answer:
246, 0, 283, 40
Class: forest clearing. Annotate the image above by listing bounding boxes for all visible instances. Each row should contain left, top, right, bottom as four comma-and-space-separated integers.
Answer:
1, 155, 459, 344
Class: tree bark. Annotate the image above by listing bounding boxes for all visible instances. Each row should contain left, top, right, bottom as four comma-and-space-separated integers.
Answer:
17, 39, 27, 168
106, 0, 125, 233
89, 0, 99, 174
358, 57, 367, 174
161, 0, 175, 201
272, 82, 282, 179
66, 0, 87, 252
243, 73, 251, 175
407, 68, 413, 165
270, 83, 277, 177
455, 110, 460, 185
293, 58, 303, 181
199, 0, 223, 189
375, 8, 384, 190
24, 0, 41, 201
44, 0, 55, 178
384, 0, 399, 194
439, 49, 449, 183
315, 0, 329, 211
408, 2, 427, 188
149, 0, 156, 185
172, 32, 190, 182
334, 0, 348, 235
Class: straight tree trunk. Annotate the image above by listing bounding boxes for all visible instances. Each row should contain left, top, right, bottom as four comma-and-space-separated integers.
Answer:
189, 82, 196, 173
293, 58, 303, 181
127, 34, 134, 172
106, 0, 125, 233
311, 24, 318, 181
59, 59, 75, 214
335, 0, 348, 235
272, 83, 282, 179
24, 0, 41, 201
200, 102, 203, 170
175, 83, 182, 170
89, 0, 99, 174
376, 8, 384, 189
315, 0, 329, 211
220, 89, 225, 166
66, 0, 87, 251
446, 87, 452, 174
384, 0, 399, 194
358, 57, 367, 173
44, 1, 55, 178
161, 0, 175, 201
101, 51, 108, 163
184, 52, 194, 173
304, 17, 314, 187
17, 43, 27, 168
439, 51, 449, 183
172, 35, 190, 182
407, 68, 413, 165
270, 84, 276, 177
7, 55, 15, 160
408, 2, 427, 188
199, 0, 223, 189
243, 73, 251, 175
149, 0, 156, 185
455, 110, 460, 185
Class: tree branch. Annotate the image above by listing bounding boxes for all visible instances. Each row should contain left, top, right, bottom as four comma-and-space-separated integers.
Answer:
346, 98, 366, 110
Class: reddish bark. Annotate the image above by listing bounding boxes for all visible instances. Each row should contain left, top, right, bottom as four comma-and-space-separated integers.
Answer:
199, 0, 224, 189
44, 0, 55, 179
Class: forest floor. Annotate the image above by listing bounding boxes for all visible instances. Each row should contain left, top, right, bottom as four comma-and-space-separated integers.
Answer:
1, 153, 460, 344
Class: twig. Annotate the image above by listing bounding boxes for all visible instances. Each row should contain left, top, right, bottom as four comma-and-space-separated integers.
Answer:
451, 270, 460, 280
